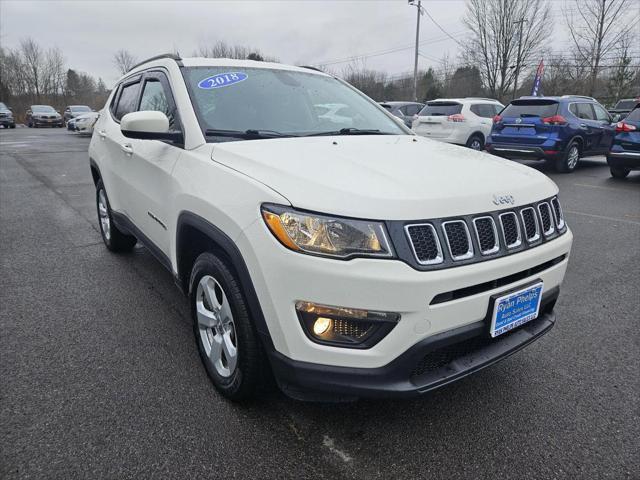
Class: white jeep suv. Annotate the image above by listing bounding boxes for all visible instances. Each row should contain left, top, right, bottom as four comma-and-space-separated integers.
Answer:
412, 98, 504, 151
89, 55, 572, 401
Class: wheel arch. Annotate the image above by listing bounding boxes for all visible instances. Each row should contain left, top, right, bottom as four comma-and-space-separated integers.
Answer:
176, 211, 274, 349
89, 157, 101, 186
468, 130, 485, 142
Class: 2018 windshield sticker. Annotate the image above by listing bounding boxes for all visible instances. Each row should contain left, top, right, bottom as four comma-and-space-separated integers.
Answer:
198, 72, 247, 89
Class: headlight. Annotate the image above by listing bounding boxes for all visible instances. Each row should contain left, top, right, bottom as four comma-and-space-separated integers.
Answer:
261, 204, 394, 259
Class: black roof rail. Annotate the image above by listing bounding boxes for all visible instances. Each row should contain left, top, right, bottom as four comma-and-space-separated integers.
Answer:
299, 65, 324, 72
128, 53, 182, 73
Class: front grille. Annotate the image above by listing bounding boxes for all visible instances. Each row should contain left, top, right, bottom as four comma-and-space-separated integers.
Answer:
538, 202, 554, 235
412, 336, 490, 377
442, 221, 473, 260
499, 212, 521, 248
521, 207, 540, 242
550, 197, 565, 229
405, 224, 443, 265
473, 216, 499, 254
402, 196, 566, 269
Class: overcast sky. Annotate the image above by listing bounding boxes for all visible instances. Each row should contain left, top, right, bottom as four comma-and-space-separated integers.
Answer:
1, 0, 572, 87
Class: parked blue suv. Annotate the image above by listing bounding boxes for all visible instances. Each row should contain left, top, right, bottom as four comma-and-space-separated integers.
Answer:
607, 103, 640, 178
486, 96, 615, 173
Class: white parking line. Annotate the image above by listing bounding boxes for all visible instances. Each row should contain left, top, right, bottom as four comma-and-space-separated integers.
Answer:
565, 209, 640, 226
573, 183, 639, 193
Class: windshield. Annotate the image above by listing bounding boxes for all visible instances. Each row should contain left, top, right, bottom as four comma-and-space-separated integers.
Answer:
32, 106, 56, 113
0, 102, 7, 110
502, 100, 558, 118
183, 67, 406, 140
418, 102, 462, 116
71, 106, 92, 112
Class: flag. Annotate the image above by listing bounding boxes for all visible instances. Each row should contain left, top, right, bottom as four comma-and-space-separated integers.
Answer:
531, 60, 545, 96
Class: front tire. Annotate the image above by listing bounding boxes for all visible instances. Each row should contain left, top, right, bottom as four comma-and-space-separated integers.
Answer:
190, 252, 265, 401
555, 141, 580, 173
466, 134, 484, 151
9, 123, 15, 129
96, 179, 137, 252
610, 166, 630, 179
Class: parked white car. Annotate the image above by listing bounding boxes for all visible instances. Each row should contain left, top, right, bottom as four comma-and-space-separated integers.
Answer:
412, 98, 504, 150
69, 111, 100, 135
89, 55, 572, 401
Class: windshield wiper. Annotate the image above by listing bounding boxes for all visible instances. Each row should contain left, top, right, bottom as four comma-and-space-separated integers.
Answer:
304, 128, 393, 137
204, 128, 295, 139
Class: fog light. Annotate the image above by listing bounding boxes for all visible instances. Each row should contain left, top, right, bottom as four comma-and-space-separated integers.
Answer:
313, 317, 333, 336
295, 301, 400, 349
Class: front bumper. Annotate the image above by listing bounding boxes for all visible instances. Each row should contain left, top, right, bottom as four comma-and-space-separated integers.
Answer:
271, 289, 557, 399
607, 151, 640, 170
33, 119, 63, 127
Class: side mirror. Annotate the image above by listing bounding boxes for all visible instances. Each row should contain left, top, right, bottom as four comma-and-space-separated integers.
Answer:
120, 111, 182, 142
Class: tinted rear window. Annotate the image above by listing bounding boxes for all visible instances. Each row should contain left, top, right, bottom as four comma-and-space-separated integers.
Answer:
419, 102, 462, 116
502, 101, 558, 118
626, 107, 640, 122
615, 100, 637, 110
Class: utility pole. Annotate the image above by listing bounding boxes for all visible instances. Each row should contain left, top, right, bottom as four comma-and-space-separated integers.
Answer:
409, 0, 423, 102
512, 18, 527, 100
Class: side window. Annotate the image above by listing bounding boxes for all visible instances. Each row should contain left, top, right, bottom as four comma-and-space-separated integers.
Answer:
470, 104, 494, 118
405, 104, 421, 116
114, 82, 140, 120
138, 75, 178, 130
470, 104, 481, 116
593, 104, 611, 122
576, 103, 595, 120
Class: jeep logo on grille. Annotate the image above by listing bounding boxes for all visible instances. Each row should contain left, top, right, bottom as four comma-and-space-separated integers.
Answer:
492, 194, 515, 206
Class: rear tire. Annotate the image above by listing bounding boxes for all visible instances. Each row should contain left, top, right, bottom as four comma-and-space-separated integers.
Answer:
190, 252, 266, 401
610, 166, 630, 179
555, 141, 580, 173
466, 134, 484, 151
96, 179, 137, 252
9, 124, 15, 129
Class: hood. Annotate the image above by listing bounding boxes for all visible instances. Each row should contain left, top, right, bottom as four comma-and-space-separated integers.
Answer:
211, 135, 557, 220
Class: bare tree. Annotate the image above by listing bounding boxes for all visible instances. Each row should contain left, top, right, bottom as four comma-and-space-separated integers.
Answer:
20, 37, 44, 101
565, 0, 637, 96
606, 37, 640, 102
463, 0, 553, 102
195, 40, 278, 62
113, 49, 137, 75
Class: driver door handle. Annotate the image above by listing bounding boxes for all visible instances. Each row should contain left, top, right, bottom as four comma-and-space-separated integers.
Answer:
120, 143, 133, 155
98, 130, 107, 139
579, 123, 588, 130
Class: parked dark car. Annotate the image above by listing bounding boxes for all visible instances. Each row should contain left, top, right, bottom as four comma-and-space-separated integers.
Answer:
607, 103, 640, 178
0, 102, 16, 128
379, 101, 424, 127
26, 105, 63, 128
63, 105, 93, 124
486, 95, 615, 173
608, 97, 640, 122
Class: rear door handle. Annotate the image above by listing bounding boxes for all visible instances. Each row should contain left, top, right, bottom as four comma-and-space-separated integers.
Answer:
98, 129, 107, 139
120, 143, 133, 155
579, 123, 589, 130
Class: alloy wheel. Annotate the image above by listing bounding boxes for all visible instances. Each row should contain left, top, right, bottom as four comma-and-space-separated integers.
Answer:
97, 189, 111, 241
196, 275, 238, 378
567, 145, 579, 169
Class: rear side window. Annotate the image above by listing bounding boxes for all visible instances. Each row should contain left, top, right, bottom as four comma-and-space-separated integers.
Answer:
501, 100, 558, 118
592, 104, 610, 122
114, 82, 140, 120
405, 104, 422, 116
470, 104, 498, 118
419, 102, 462, 116
570, 103, 595, 120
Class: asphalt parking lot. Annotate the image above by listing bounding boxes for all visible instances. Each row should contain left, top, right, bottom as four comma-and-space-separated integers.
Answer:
1, 127, 639, 480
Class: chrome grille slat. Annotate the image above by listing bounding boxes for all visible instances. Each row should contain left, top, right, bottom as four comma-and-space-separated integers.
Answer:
520, 207, 541, 243
550, 197, 565, 229
442, 220, 473, 261
473, 216, 499, 255
405, 223, 443, 265
499, 212, 522, 249
537, 202, 555, 236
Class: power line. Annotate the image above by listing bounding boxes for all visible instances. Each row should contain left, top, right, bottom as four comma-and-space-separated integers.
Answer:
423, 9, 466, 47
